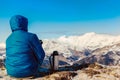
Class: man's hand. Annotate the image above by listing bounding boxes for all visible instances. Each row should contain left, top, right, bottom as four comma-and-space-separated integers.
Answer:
40, 40, 43, 45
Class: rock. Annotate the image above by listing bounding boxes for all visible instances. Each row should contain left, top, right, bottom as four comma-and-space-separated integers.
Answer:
36, 71, 77, 80
73, 63, 120, 80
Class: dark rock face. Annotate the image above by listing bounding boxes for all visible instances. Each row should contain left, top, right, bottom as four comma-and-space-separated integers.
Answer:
0, 59, 3, 68
75, 51, 120, 66
99, 51, 115, 65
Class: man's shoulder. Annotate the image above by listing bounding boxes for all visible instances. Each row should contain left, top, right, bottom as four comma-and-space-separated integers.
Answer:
27, 32, 36, 36
27, 32, 38, 39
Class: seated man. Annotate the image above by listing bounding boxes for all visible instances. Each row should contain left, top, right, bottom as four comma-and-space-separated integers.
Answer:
5, 15, 45, 78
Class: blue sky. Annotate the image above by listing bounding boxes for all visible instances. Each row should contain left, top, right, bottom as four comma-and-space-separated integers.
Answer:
0, 0, 120, 42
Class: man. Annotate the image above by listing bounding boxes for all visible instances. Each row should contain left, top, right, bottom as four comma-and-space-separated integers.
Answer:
5, 15, 45, 78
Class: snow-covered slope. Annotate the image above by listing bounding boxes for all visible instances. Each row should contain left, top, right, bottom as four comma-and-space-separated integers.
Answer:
42, 32, 120, 66
43, 32, 120, 57
57, 32, 120, 50
0, 43, 5, 54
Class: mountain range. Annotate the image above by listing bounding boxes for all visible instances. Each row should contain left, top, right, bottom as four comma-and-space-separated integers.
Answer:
42, 32, 120, 66
0, 32, 120, 66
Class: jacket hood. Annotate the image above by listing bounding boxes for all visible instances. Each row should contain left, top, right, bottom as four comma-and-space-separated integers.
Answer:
10, 15, 28, 32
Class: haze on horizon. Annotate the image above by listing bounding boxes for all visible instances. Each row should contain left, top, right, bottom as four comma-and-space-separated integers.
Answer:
0, 0, 120, 43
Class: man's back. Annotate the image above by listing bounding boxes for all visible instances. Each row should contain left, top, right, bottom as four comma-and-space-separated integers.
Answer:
5, 15, 45, 78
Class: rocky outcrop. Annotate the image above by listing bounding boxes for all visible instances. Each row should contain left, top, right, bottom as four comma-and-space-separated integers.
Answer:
73, 63, 120, 80
75, 50, 120, 66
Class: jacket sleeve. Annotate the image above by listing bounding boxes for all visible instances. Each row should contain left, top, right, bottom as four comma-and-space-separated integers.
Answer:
30, 34, 45, 65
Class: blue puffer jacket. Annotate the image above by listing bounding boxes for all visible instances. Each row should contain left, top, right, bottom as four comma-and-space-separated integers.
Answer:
5, 15, 45, 78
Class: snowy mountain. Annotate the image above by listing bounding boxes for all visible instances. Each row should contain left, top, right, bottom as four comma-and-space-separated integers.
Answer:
42, 32, 120, 66
0, 32, 120, 65
43, 32, 120, 54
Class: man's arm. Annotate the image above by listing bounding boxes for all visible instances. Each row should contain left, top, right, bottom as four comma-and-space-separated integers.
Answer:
30, 34, 45, 65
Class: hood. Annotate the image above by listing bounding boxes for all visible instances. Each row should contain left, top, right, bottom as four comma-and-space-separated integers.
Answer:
10, 15, 28, 32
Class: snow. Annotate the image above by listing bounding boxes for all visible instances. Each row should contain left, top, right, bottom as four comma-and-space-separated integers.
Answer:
0, 43, 6, 58
0, 43, 5, 49
57, 32, 120, 50
43, 32, 120, 55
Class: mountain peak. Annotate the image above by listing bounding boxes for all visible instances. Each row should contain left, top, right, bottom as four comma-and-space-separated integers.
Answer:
83, 32, 96, 36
